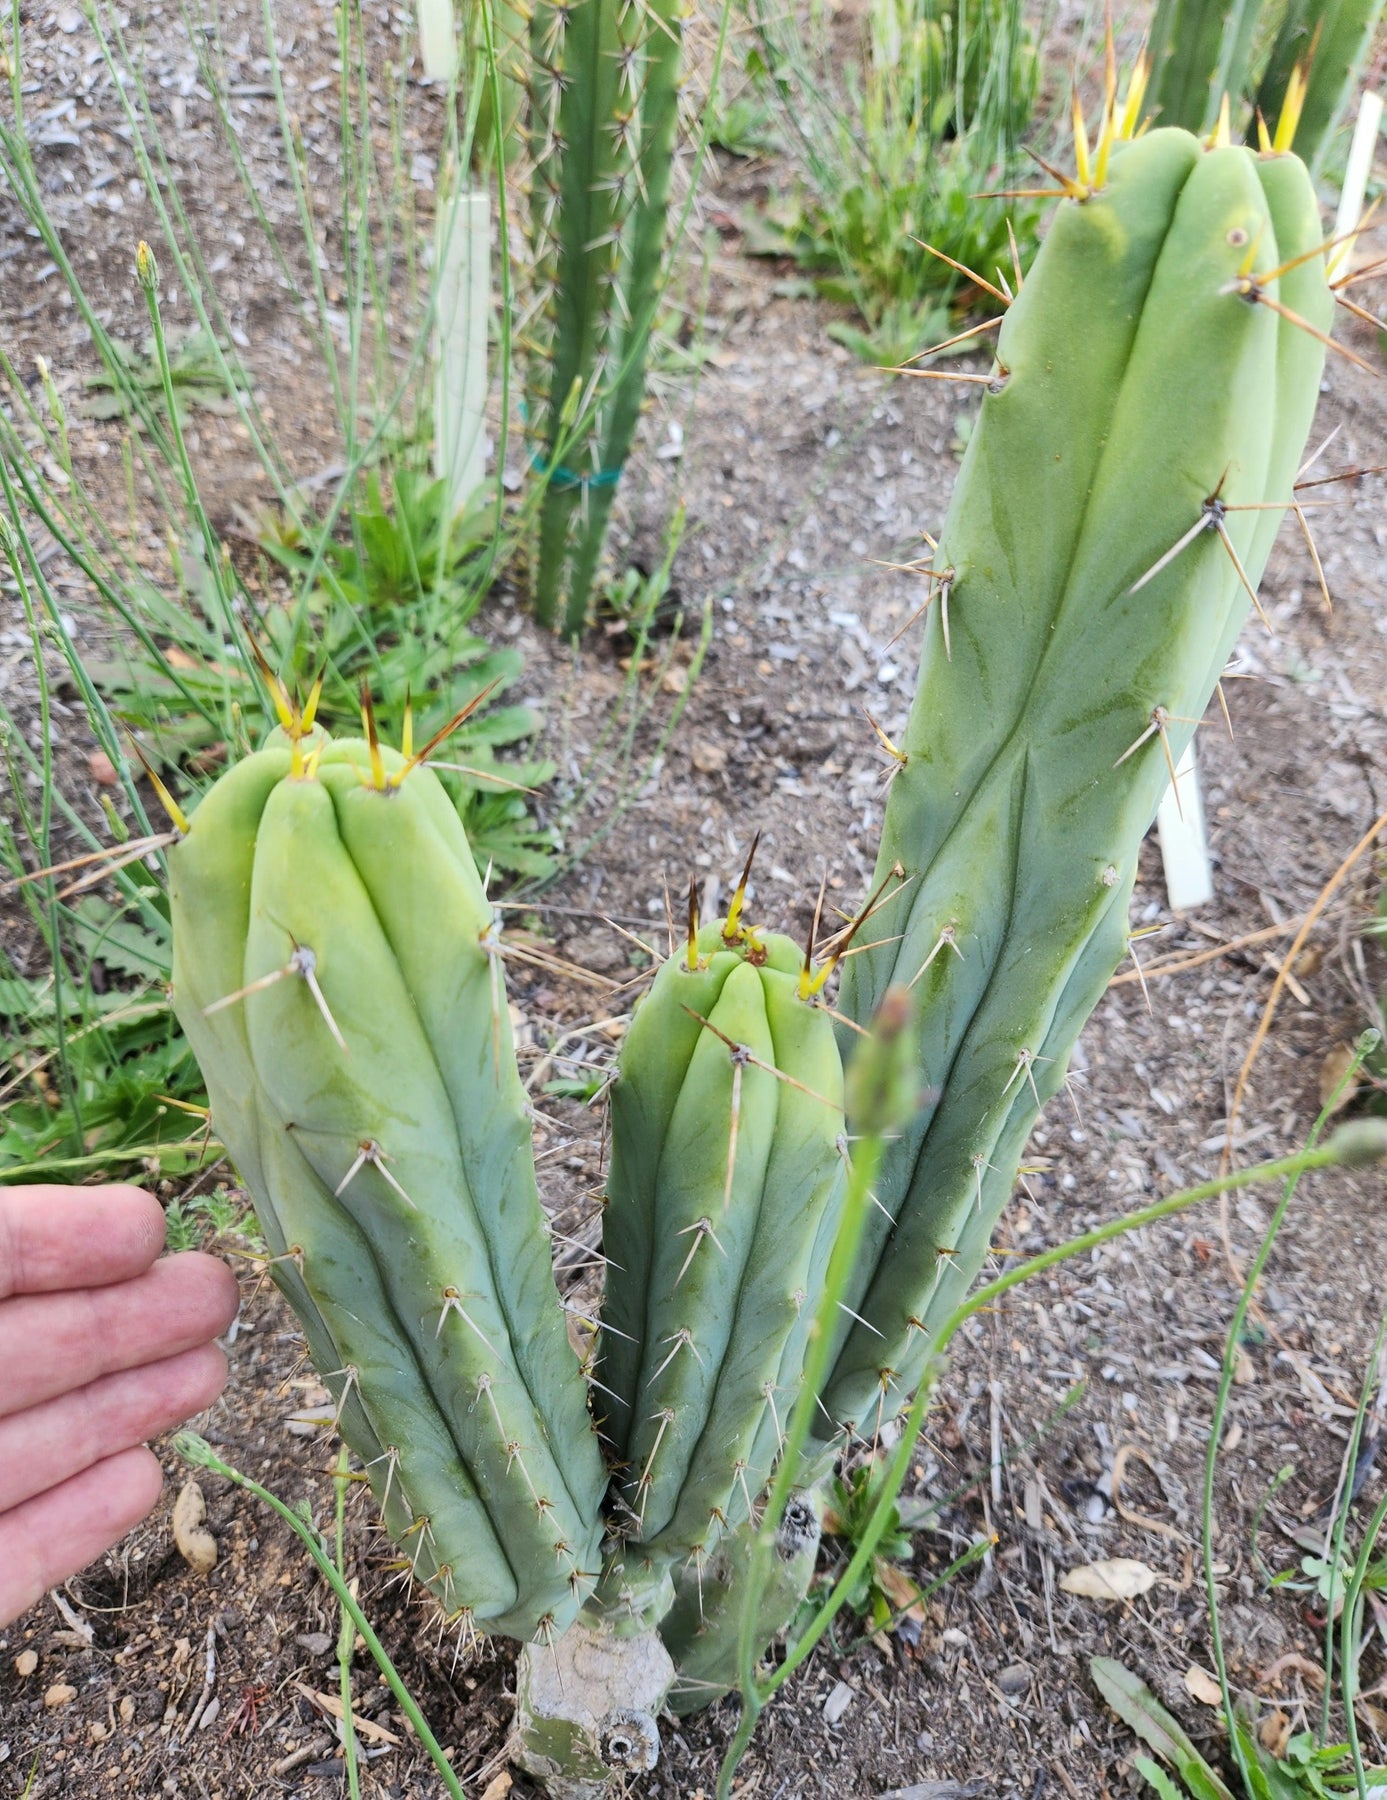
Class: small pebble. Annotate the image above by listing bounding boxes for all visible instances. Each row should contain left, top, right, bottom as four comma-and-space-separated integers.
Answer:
173, 1479, 219, 1575
823, 1678, 854, 1725
14, 1649, 38, 1678
691, 739, 728, 775
44, 1682, 78, 1708
996, 1662, 1031, 1696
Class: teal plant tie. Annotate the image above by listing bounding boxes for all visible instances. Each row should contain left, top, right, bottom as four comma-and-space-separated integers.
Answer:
529, 449, 625, 492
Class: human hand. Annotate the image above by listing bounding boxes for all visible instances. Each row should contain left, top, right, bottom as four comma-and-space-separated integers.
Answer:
0, 1184, 240, 1627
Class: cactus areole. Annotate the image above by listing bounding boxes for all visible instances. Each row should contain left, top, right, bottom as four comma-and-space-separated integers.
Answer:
163, 89, 1335, 1797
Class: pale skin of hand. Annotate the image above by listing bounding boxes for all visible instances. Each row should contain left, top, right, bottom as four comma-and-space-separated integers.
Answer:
0, 1184, 240, 1628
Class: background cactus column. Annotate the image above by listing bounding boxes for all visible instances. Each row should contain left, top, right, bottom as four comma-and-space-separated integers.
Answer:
1146, 0, 1261, 132
1253, 0, 1386, 173
520, 0, 687, 636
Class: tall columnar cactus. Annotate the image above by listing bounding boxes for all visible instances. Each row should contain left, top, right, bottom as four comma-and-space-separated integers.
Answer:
1145, 0, 1385, 156
1146, 0, 1262, 133
821, 92, 1334, 1439
157, 60, 1345, 1800
1253, 0, 1386, 174
168, 705, 606, 1641
521, 0, 686, 636
515, 885, 852, 1789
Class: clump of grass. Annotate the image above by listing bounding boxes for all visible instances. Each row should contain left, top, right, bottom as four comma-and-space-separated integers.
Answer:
741, 0, 1042, 365
0, 0, 548, 1183
0, 0, 712, 1186
815, 1457, 991, 1636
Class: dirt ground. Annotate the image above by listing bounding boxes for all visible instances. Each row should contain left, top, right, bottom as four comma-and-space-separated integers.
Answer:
3, 0, 1387, 1795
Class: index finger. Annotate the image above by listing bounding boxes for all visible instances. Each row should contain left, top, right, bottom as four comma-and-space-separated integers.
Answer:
0, 1185, 167, 1300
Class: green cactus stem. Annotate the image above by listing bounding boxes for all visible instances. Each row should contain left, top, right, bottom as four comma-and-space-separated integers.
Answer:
823, 94, 1334, 1439
145, 57, 1348, 1800
597, 859, 848, 1592
168, 693, 605, 1640
522, 0, 686, 636
658, 1490, 822, 1714
1253, 0, 1386, 174
1146, 0, 1261, 134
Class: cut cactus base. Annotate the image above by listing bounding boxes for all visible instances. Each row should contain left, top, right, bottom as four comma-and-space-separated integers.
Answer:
514, 1622, 676, 1797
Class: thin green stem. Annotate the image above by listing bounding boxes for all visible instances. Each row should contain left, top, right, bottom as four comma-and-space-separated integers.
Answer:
334, 1449, 362, 1800
174, 1434, 465, 1800
0, 342, 200, 682
137, 257, 239, 645
0, 425, 222, 748
3, 527, 80, 1139
1342, 1488, 1387, 1797
337, 0, 368, 571
476, 0, 514, 593
259, 0, 348, 433
1322, 1299, 1387, 1741
0, 1139, 219, 1184
180, 0, 333, 425
720, 1135, 885, 1791
79, 4, 302, 513
716, 1130, 1375, 1796
1202, 1036, 1378, 1794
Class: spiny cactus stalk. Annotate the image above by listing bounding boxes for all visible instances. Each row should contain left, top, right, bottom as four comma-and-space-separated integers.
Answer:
513, 871, 857, 1783
1146, 0, 1384, 156
167, 690, 605, 1642
1253, 0, 1386, 173
521, 0, 686, 636
150, 54, 1350, 1799
822, 79, 1335, 1439
595, 878, 848, 1586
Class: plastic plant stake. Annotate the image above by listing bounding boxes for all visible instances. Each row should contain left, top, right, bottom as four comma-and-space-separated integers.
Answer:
1156, 742, 1215, 911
